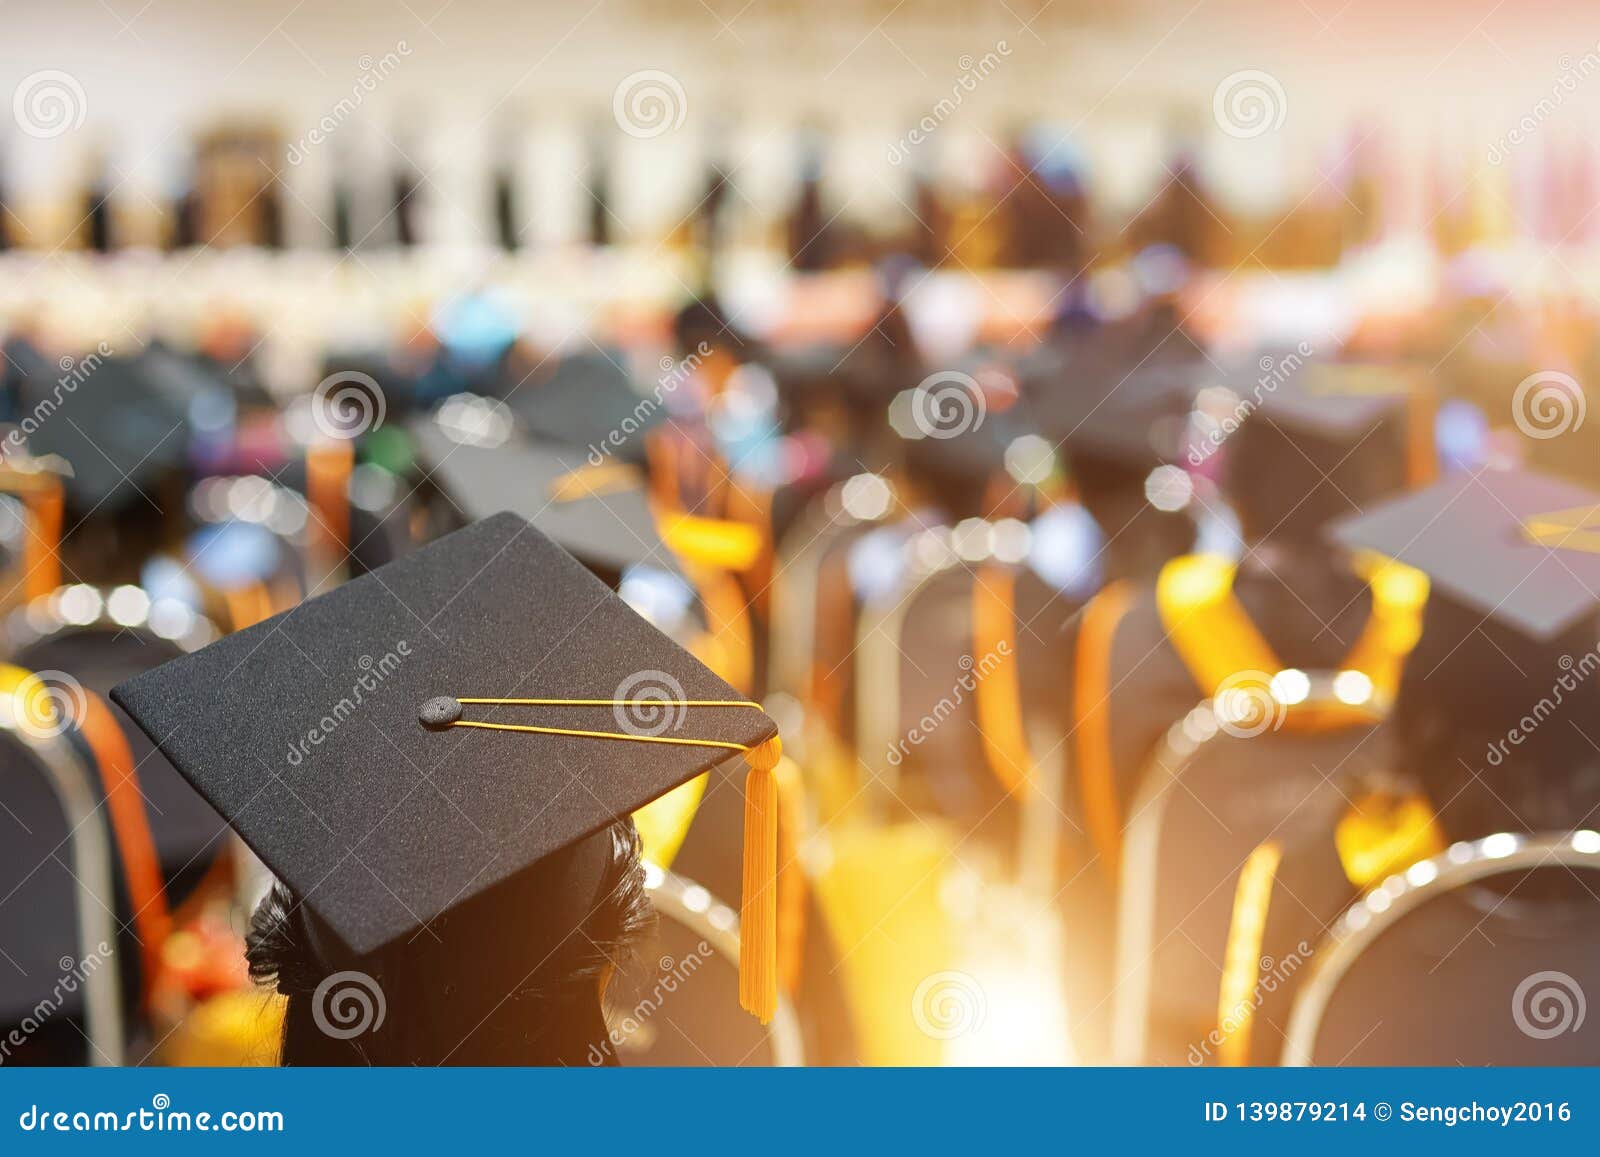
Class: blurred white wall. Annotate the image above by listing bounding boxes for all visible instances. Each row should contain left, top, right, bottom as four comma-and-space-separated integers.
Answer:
1, 0, 1597, 240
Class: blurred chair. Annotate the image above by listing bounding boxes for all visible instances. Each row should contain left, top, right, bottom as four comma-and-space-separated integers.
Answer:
1283, 832, 1600, 1066
4, 585, 227, 906
0, 664, 123, 1064
848, 526, 1072, 1062
854, 525, 1026, 846
602, 865, 804, 1067
767, 472, 895, 705
1113, 675, 1386, 1065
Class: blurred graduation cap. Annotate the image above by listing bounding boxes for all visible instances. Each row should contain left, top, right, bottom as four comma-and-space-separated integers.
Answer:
110, 513, 783, 1020
319, 349, 419, 419
1330, 467, 1600, 641
1246, 358, 1436, 483
496, 349, 659, 463
1032, 359, 1199, 474
22, 348, 224, 512
410, 414, 678, 580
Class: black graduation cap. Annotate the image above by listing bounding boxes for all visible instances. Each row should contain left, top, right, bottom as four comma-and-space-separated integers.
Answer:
1329, 467, 1600, 641
410, 418, 678, 578
1250, 358, 1427, 442
496, 349, 659, 462
109, 513, 783, 1020
1033, 359, 1198, 471
22, 348, 217, 511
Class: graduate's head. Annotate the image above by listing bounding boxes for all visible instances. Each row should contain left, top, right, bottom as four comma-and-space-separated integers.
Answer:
672, 296, 745, 391
247, 820, 654, 1065
1393, 600, 1600, 843
1336, 468, 1600, 842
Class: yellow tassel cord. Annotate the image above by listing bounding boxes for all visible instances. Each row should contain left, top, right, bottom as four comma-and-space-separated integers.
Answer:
439, 697, 782, 1023
546, 463, 645, 503
740, 735, 783, 1024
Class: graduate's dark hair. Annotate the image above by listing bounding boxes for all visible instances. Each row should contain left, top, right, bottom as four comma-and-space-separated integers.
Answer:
673, 296, 744, 360
1392, 599, 1600, 843
246, 819, 654, 1066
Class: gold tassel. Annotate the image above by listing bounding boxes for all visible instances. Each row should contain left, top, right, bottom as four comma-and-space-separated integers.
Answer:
774, 757, 807, 997
739, 735, 782, 1024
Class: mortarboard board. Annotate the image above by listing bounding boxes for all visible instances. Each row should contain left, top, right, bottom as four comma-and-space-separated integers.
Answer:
110, 513, 783, 1020
410, 418, 679, 578
1329, 467, 1600, 641
497, 350, 660, 463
